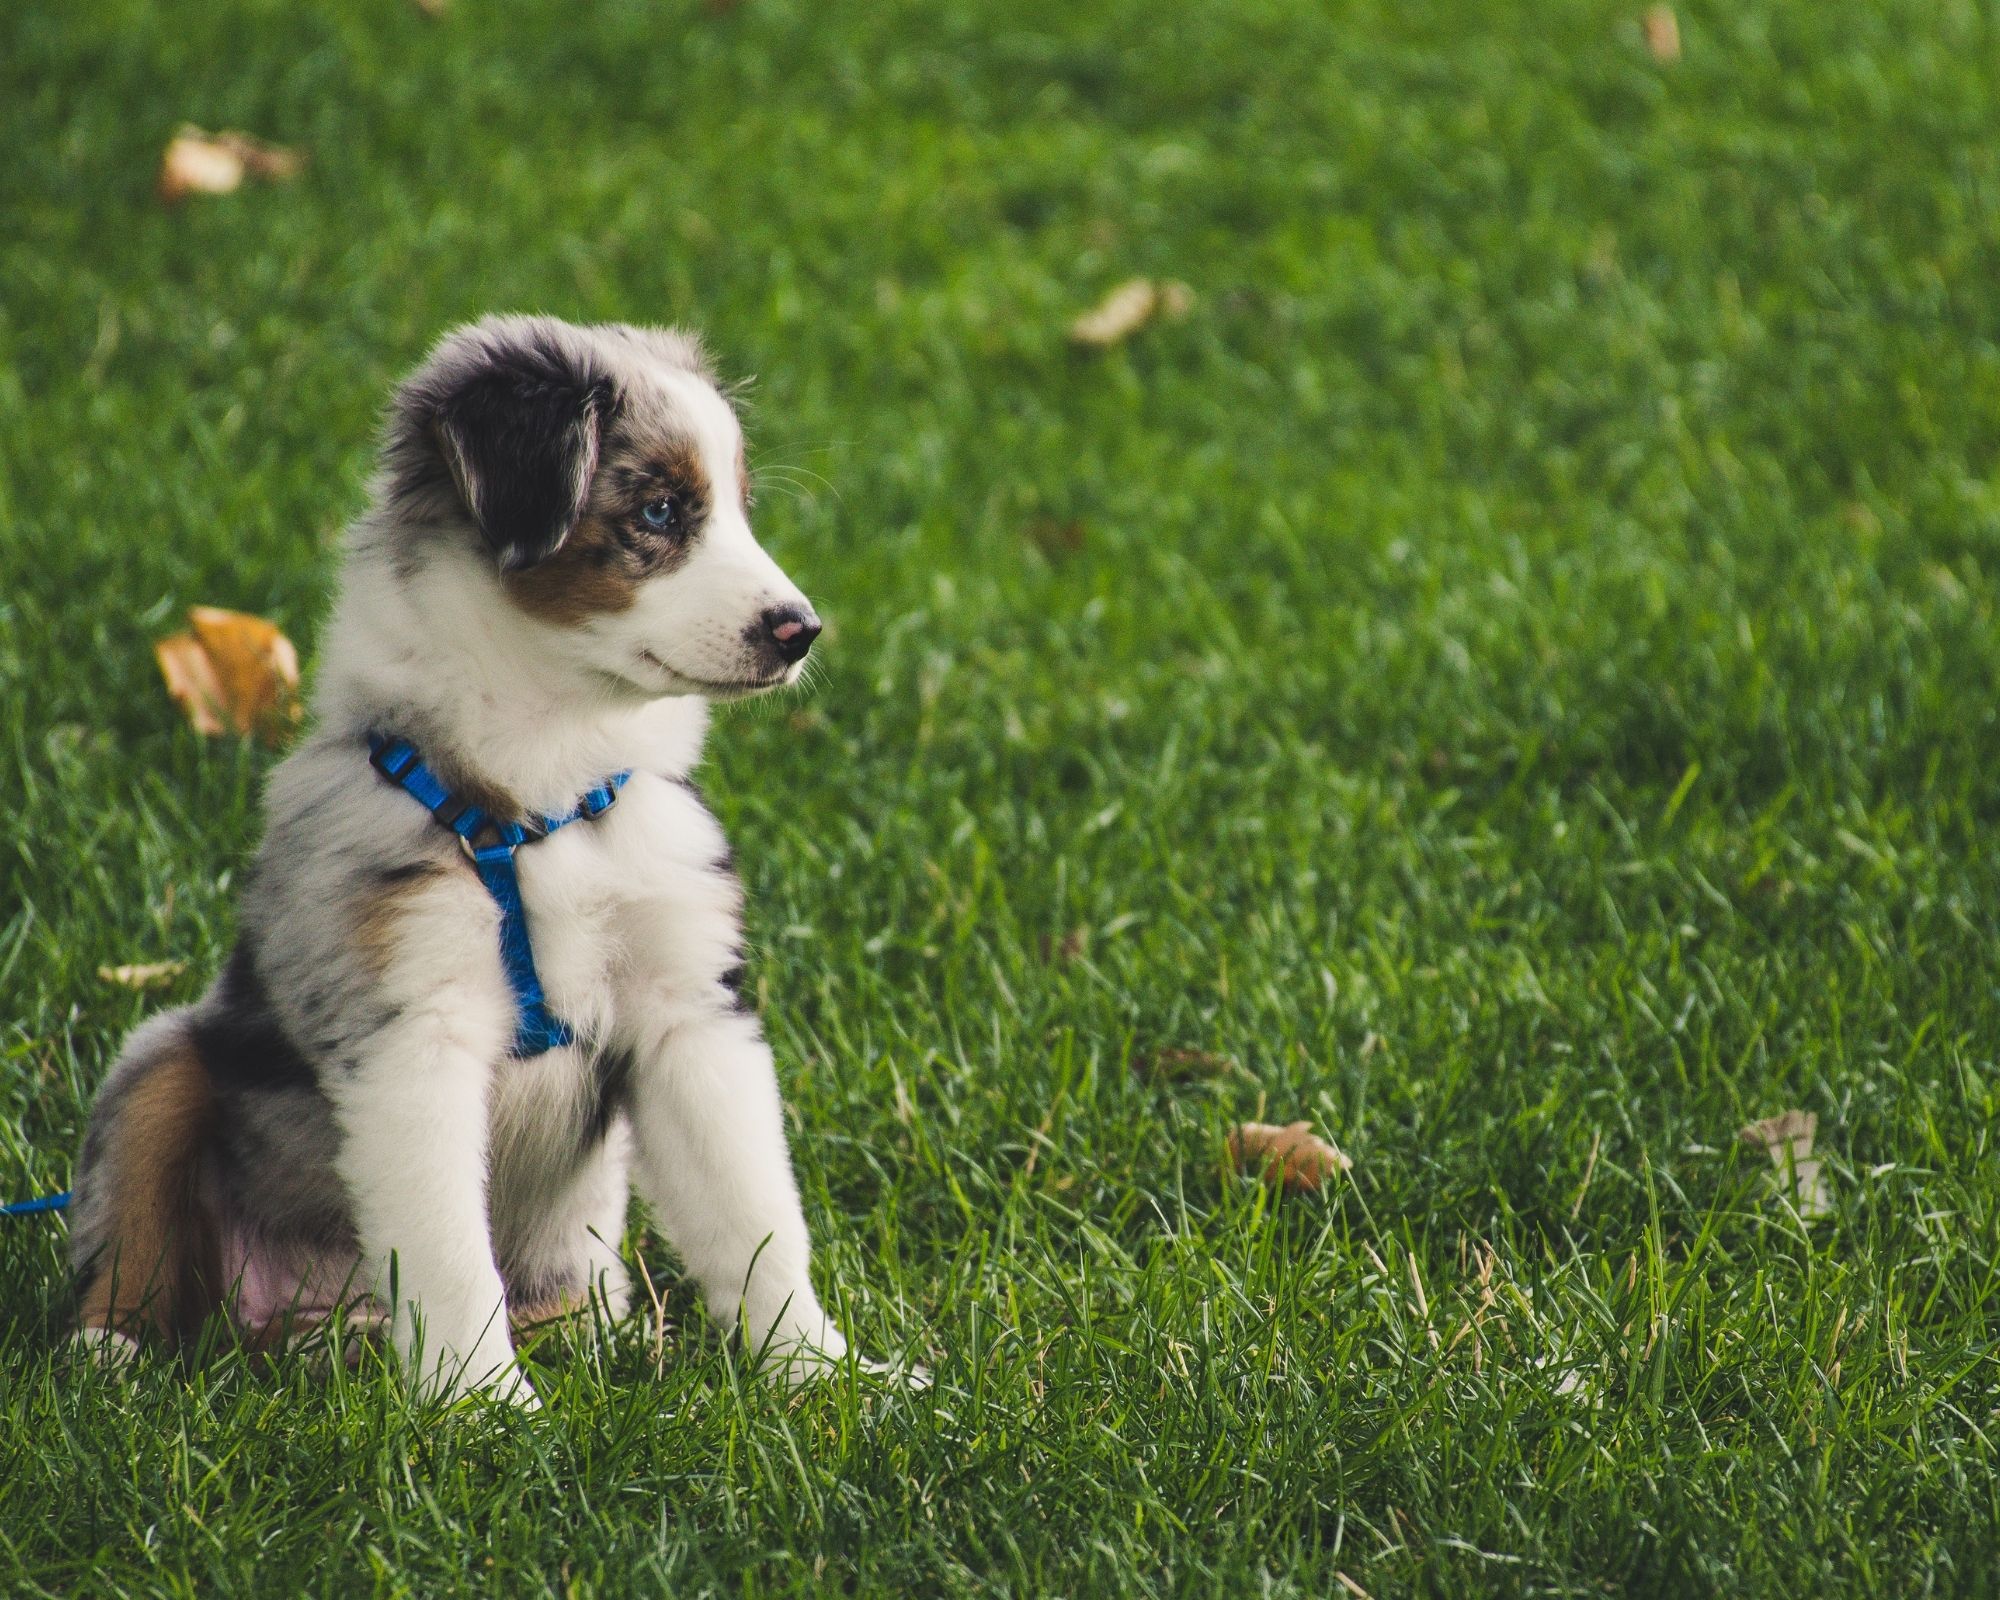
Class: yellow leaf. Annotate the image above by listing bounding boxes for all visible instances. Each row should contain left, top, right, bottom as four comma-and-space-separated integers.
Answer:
158, 127, 303, 204
1227, 1120, 1351, 1193
155, 606, 301, 742
97, 961, 187, 989
1067, 278, 1195, 348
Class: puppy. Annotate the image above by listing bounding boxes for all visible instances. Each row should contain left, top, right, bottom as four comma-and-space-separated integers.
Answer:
70, 316, 870, 1403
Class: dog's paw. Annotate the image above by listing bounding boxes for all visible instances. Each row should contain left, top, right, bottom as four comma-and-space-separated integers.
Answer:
751, 1335, 930, 1392
69, 1326, 140, 1371
457, 1359, 541, 1411
857, 1354, 932, 1391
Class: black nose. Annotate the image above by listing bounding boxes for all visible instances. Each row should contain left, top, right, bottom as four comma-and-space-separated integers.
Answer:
761, 604, 821, 666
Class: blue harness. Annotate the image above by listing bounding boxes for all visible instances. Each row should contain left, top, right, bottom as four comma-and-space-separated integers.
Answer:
368, 734, 629, 1057
1, 737, 632, 1219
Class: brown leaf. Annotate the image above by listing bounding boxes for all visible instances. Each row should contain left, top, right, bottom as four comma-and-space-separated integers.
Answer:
1134, 1047, 1236, 1081
1038, 926, 1089, 964
1227, 1120, 1351, 1193
1024, 517, 1086, 558
1738, 1109, 1832, 1221
158, 127, 302, 204
1642, 5, 1681, 61
158, 133, 244, 203
218, 132, 304, 181
412, 0, 450, 14
155, 606, 301, 742
97, 960, 187, 989
1067, 278, 1194, 348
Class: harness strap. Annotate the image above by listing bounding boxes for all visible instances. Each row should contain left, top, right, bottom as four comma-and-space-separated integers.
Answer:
368, 734, 629, 1057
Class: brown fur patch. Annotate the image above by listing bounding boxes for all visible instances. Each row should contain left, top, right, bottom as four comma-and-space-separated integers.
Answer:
75, 1045, 220, 1348
503, 513, 645, 624
503, 435, 712, 626
510, 1286, 589, 1333
355, 860, 461, 976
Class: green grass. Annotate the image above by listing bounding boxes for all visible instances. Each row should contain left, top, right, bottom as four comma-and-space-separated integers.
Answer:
5, 0, 2000, 1592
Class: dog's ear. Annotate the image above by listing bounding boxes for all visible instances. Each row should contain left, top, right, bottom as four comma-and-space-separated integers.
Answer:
431, 349, 614, 573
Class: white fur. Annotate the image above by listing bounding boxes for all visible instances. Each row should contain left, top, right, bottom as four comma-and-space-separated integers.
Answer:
301, 323, 856, 1400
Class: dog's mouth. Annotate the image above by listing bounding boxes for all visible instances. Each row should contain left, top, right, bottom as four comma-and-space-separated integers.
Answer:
637, 650, 791, 699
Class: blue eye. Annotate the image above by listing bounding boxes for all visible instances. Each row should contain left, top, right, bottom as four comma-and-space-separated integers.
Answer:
641, 496, 678, 531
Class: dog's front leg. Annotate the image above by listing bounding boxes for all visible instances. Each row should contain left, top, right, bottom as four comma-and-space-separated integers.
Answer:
624, 1008, 846, 1373
329, 1020, 531, 1406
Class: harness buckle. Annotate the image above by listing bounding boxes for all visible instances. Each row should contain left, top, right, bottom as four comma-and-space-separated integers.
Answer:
369, 738, 416, 780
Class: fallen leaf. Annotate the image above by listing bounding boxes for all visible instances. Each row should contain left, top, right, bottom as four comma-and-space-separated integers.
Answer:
158, 127, 303, 204
1156, 280, 1195, 319
1134, 1047, 1236, 1080
1739, 1110, 1833, 1221
1024, 517, 1086, 558
155, 606, 301, 742
412, 0, 450, 14
1227, 1120, 1351, 1193
155, 632, 229, 735
97, 961, 187, 989
1067, 278, 1195, 347
1038, 926, 1089, 964
1642, 5, 1681, 61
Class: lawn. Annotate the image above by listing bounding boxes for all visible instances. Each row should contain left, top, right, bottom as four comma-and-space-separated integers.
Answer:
4, 0, 2000, 1593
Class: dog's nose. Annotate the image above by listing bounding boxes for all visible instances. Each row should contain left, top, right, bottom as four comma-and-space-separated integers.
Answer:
761, 604, 821, 665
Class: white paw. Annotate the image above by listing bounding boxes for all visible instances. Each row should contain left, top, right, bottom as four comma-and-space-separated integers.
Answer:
748, 1324, 929, 1391
858, 1354, 932, 1391
69, 1326, 140, 1371
455, 1357, 541, 1411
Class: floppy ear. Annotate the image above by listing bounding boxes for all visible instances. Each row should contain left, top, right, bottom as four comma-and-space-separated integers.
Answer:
432, 360, 613, 572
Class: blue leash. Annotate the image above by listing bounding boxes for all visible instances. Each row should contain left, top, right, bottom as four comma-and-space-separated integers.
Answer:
1, 1190, 70, 1217
369, 734, 629, 1057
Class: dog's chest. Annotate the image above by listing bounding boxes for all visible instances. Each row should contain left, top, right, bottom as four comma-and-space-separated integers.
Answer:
509, 774, 735, 1034
484, 775, 738, 1178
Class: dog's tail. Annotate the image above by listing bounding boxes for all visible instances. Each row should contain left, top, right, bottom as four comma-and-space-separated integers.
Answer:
71, 1010, 222, 1354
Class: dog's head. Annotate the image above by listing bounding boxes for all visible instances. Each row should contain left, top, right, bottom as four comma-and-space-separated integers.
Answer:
384, 315, 817, 700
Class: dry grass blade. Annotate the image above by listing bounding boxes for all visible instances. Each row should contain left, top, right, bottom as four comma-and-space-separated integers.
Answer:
96, 961, 187, 989
155, 606, 301, 743
1227, 1120, 1351, 1193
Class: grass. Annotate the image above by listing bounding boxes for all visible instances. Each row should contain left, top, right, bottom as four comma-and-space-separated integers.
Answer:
4, 0, 2000, 1592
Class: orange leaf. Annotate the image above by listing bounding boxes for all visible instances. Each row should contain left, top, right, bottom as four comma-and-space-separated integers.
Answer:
154, 631, 229, 735
155, 606, 301, 742
1227, 1120, 1351, 1193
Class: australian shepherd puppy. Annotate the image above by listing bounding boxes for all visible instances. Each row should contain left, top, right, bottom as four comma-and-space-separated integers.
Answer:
69, 315, 877, 1404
